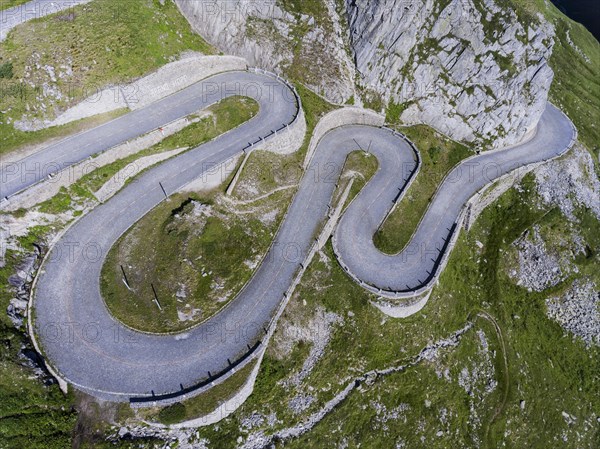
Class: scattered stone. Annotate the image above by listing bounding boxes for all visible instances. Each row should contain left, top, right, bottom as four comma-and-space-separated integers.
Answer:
546, 280, 600, 347
242, 323, 473, 448
109, 425, 208, 449
562, 411, 577, 426
241, 412, 265, 430
277, 308, 342, 387
510, 225, 576, 291
288, 394, 315, 415
535, 145, 600, 222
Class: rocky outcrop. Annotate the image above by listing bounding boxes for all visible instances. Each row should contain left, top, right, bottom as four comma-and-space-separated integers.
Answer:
346, 0, 555, 148
175, 0, 356, 103
546, 280, 599, 347
534, 144, 600, 221
509, 225, 579, 292
6, 249, 39, 328
176, 0, 556, 148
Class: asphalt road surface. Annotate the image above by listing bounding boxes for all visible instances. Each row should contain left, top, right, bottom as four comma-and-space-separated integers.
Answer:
0, 33, 574, 399
23, 71, 300, 401
26, 83, 575, 401
0, 71, 297, 198
334, 104, 575, 294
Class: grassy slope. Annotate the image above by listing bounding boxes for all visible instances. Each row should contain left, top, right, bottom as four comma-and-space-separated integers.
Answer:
190, 172, 599, 448
0, 0, 30, 11
0, 250, 77, 449
548, 17, 600, 154
139, 360, 257, 425
101, 191, 282, 334
0, 0, 212, 154
99, 97, 259, 333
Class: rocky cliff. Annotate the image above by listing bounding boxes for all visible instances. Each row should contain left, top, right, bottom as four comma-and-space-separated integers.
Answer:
347, 0, 555, 148
177, 0, 557, 148
174, 0, 357, 103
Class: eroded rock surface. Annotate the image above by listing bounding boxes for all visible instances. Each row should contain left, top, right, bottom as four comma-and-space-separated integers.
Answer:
347, 0, 554, 147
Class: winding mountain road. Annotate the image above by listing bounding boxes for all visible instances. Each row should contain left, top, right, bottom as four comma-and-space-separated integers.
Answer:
0, 66, 575, 402
0, 71, 297, 198
334, 104, 576, 296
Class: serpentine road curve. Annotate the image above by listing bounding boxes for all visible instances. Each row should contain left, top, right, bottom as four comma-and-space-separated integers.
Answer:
2, 68, 575, 402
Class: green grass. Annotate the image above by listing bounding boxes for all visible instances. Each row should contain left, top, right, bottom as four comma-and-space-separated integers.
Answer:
337, 150, 379, 209
230, 83, 337, 200
548, 16, 600, 154
385, 100, 412, 123
100, 186, 289, 333
295, 82, 338, 137
0, 0, 213, 155
374, 125, 472, 254
277, 0, 327, 18
157, 403, 186, 425
0, 0, 29, 10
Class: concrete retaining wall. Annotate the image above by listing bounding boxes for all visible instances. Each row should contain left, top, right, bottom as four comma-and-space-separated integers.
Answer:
3, 116, 198, 211
149, 348, 267, 429
50, 54, 248, 127
94, 147, 189, 204
179, 154, 242, 194
253, 105, 306, 155
371, 290, 432, 318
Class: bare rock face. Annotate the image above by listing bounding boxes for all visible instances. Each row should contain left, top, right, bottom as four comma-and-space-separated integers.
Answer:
175, 0, 357, 103
345, 0, 555, 148
167, 1, 557, 147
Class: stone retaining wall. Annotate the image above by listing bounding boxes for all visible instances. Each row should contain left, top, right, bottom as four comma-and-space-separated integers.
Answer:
3, 115, 199, 211
94, 147, 189, 204
253, 105, 306, 155
463, 162, 543, 231
50, 54, 248, 127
